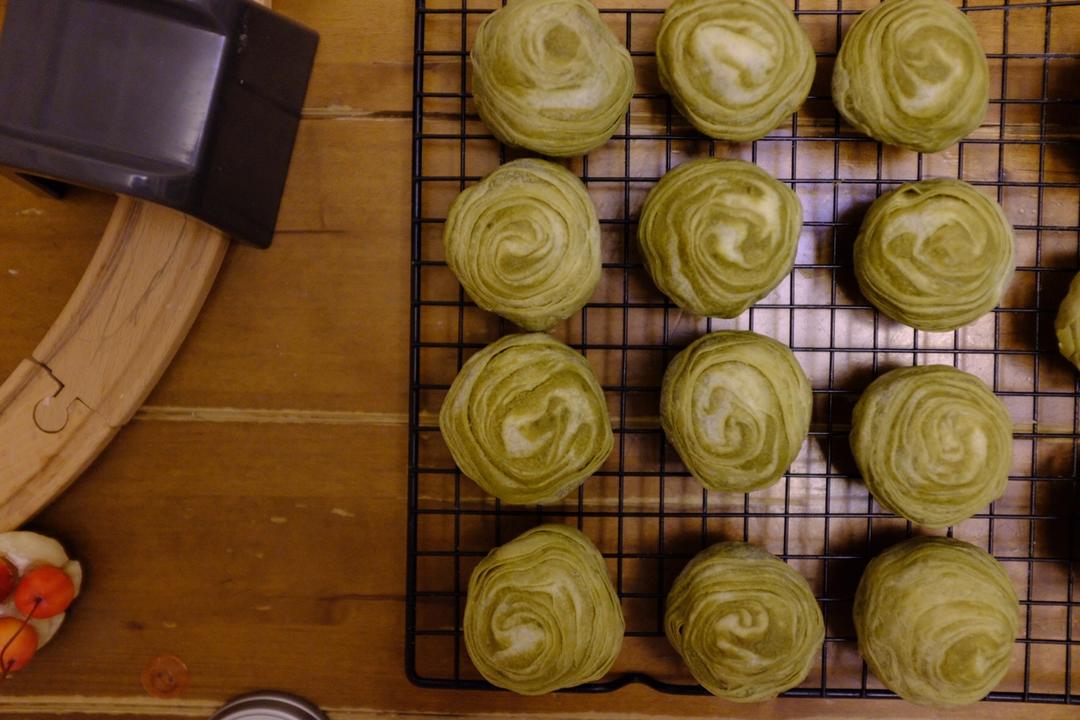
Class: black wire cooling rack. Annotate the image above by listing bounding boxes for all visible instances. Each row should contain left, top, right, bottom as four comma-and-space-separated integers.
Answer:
407, 0, 1080, 703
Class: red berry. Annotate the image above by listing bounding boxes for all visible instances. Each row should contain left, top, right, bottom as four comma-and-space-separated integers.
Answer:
14, 566, 75, 619
0, 560, 16, 602
0, 617, 38, 672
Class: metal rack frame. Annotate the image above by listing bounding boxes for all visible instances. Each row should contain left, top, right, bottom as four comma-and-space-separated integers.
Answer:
407, 0, 1080, 703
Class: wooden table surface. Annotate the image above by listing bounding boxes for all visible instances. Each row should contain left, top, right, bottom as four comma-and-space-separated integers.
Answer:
0, 1, 1075, 718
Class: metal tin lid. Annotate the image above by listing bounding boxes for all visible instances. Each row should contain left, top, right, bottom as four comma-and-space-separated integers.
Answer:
209, 692, 328, 720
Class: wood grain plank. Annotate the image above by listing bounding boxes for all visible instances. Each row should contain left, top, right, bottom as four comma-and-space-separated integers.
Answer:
0, 189, 112, 383
0, 0, 413, 401
1, 118, 412, 415
10, 696, 1080, 720
0, 360, 116, 529
11, 701, 1080, 720
146, 118, 412, 413
3, 421, 407, 702
0, 420, 1064, 719
0, 197, 230, 527
277, 0, 415, 114
0, 0, 412, 116
34, 198, 228, 427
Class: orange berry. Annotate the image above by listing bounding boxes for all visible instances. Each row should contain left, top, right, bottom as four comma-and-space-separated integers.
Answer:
14, 565, 75, 619
0, 617, 38, 672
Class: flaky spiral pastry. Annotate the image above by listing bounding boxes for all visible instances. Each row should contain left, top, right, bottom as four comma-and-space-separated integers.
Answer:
638, 159, 802, 318
851, 365, 1012, 528
464, 524, 624, 695
661, 331, 811, 493
855, 536, 1019, 708
440, 333, 613, 504
444, 159, 601, 331
1055, 272, 1080, 372
470, 0, 635, 157
854, 179, 1014, 331
665, 542, 824, 701
657, 0, 815, 141
832, 0, 990, 153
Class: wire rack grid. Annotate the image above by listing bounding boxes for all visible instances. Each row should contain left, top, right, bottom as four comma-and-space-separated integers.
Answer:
407, 0, 1080, 703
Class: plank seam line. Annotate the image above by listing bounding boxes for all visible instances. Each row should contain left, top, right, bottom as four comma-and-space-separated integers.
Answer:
302, 108, 413, 119
132, 407, 651, 427
0, 696, 729, 720
0, 695, 1057, 719
134, 406, 410, 425
133, 407, 1063, 434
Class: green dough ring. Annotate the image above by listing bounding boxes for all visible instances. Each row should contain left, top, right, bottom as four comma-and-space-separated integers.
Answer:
851, 365, 1013, 528
439, 333, 612, 504
661, 331, 811, 493
832, 0, 990, 153
657, 0, 815, 141
470, 0, 635, 157
854, 179, 1014, 331
665, 541, 824, 702
464, 524, 624, 695
855, 536, 1019, 709
444, 159, 601, 331
1055, 271, 1080, 371
638, 159, 802, 318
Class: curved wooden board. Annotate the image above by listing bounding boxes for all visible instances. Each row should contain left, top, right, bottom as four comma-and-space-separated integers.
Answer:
0, 360, 116, 530
0, 198, 229, 529
32, 197, 229, 428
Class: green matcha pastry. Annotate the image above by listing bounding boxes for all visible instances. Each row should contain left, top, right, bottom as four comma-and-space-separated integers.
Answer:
851, 366, 1012, 528
657, 0, 815, 141
464, 524, 624, 695
854, 179, 1014, 331
470, 0, 635, 157
638, 159, 802, 318
832, 0, 990, 153
1055, 272, 1080, 371
661, 331, 811, 493
440, 333, 613, 504
665, 542, 824, 701
855, 536, 1019, 709
444, 159, 601, 331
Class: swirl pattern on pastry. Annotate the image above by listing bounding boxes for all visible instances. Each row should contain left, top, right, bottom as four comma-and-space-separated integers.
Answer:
470, 0, 635, 157
661, 331, 811, 493
439, 333, 613, 504
832, 0, 990, 153
638, 159, 802, 318
851, 365, 1013, 528
854, 179, 1015, 331
665, 541, 824, 701
1055, 272, 1080, 372
464, 524, 624, 695
657, 0, 815, 141
444, 159, 601, 331
855, 536, 1019, 709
